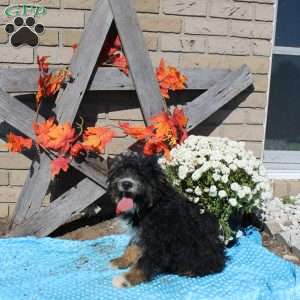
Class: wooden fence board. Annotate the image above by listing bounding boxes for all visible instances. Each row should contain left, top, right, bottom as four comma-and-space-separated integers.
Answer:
10, 0, 113, 228
0, 88, 108, 188
184, 65, 253, 131
0, 68, 231, 92
9, 158, 51, 229
55, 0, 113, 123
8, 178, 106, 237
109, 0, 166, 122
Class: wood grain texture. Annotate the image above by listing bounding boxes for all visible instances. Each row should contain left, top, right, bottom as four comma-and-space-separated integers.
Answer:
0, 88, 107, 187
55, 0, 113, 123
0, 68, 231, 92
184, 65, 253, 131
109, 0, 166, 123
8, 0, 113, 229
7, 178, 106, 237
9, 157, 51, 229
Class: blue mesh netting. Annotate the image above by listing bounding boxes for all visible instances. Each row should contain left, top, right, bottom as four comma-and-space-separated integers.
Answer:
0, 228, 300, 300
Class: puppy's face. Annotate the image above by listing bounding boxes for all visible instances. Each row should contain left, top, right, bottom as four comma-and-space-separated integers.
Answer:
108, 153, 160, 216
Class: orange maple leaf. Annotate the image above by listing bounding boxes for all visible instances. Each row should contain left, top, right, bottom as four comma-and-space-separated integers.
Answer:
119, 108, 189, 159
51, 157, 70, 177
35, 56, 71, 106
98, 32, 129, 75
119, 122, 153, 140
171, 107, 188, 144
70, 143, 85, 157
46, 69, 71, 97
33, 119, 76, 154
111, 52, 129, 75
46, 122, 76, 153
144, 138, 171, 159
156, 59, 187, 99
150, 112, 177, 146
82, 127, 115, 153
6, 132, 33, 153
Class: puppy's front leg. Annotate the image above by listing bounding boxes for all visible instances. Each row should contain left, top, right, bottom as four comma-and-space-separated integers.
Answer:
110, 244, 142, 269
112, 264, 148, 288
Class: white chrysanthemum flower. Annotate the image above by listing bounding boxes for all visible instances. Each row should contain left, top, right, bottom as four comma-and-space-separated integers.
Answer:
237, 190, 246, 199
231, 182, 240, 192
194, 197, 200, 203
159, 134, 272, 244
218, 190, 227, 198
209, 185, 218, 197
192, 169, 202, 181
221, 175, 229, 184
212, 173, 221, 182
194, 186, 202, 196
228, 198, 238, 207
229, 163, 237, 171
178, 165, 188, 180
243, 186, 251, 195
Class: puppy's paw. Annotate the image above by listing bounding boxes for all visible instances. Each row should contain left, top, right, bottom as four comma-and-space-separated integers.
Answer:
112, 275, 132, 288
109, 258, 130, 269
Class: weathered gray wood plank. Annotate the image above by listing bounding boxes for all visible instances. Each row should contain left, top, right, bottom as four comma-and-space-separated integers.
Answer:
7, 178, 106, 237
9, 0, 113, 228
109, 0, 166, 122
0, 68, 231, 92
184, 65, 253, 131
0, 87, 108, 230
55, 0, 113, 123
0, 88, 108, 188
9, 157, 51, 229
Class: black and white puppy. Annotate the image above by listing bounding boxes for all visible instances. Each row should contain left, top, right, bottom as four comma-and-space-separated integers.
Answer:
108, 152, 226, 288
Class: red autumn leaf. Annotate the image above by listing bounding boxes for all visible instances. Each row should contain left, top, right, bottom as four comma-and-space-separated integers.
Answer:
37, 55, 49, 73
33, 119, 76, 153
156, 59, 187, 99
70, 143, 85, 157
46, 69, 71, 97
144, 138, 170, 159
33, 118, 55, 137
150, 112, 177, 146
119, 108, 189, 159
172, 107, 188, 128
6, 132, 33, 153
172, 107, 188, 144
82, 127, 115, 153
45, 122, 76, 153
98, 31, 129, 75
51, 157, 70, 177
35, 56, 71, 106
111, 53, 129, 75
119, 122, 153, 140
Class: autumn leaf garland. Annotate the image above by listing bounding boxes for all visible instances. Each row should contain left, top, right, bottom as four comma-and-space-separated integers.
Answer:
36, 56, 71, 108
119, 107, 188, 159
6, 38, 189, 177
6, 119, 116, 177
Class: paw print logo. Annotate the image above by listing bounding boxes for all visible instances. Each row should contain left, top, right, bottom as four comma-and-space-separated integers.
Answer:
5, 16, 45, 47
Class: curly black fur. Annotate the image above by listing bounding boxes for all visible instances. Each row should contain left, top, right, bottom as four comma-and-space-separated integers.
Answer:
108, 152, 226, 282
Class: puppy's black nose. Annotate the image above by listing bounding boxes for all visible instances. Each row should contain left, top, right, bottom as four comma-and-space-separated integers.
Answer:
121, 180, 133, 190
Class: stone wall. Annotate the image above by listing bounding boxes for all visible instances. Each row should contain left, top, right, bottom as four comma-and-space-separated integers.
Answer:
0, 0, 276, 219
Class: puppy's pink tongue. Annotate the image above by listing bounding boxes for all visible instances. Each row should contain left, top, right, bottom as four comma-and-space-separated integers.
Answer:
116, 197, 134, 215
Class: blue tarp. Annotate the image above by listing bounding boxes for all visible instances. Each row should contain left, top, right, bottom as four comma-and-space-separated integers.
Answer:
0, 228, 300, 300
